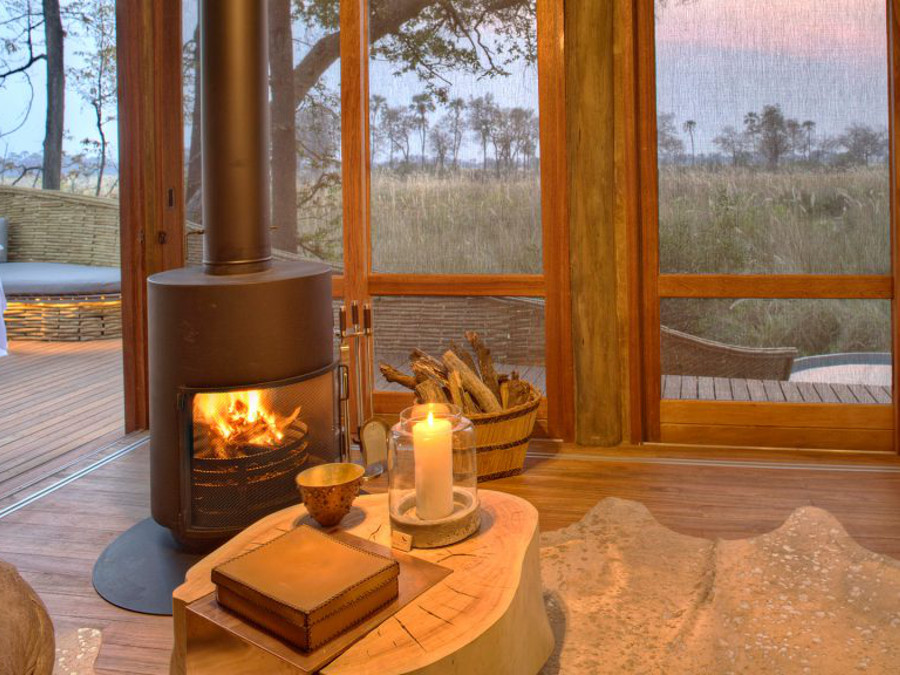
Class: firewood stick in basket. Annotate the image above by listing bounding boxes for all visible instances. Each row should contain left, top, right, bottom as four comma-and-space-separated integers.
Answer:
411, 359, 449, 388
447, 370, 465, 410
462, 391, 480, 415
415, 379, 449, 404
465, 331, 502, 401
442, 350, 502, 413
409, 349, 448, 378
449, 340, 478, 375
379, 363, 417, 390
506, 379, 532, 408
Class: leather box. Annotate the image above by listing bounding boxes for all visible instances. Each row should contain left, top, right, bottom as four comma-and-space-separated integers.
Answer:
211, 525, 400, 651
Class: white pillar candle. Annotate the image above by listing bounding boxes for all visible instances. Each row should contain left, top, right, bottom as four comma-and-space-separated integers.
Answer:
413, 411, 454, 520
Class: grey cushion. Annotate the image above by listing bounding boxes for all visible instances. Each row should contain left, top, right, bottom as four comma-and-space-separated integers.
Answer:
0, 217, 7, 263
0, 262, 120, 296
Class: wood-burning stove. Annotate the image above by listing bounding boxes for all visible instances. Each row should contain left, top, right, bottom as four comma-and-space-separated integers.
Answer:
94, 0, 340, 614
146, 0, 340, 550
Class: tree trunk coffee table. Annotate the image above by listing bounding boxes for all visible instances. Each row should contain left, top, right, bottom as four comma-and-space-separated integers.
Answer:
171, 490, 553, 674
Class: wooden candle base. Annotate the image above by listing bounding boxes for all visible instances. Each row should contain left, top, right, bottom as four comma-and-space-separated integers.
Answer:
390, 487, 480, 549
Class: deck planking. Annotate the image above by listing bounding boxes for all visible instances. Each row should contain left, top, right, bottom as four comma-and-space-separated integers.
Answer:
0, 340, 125, 498
662, 374, 893, 404
0, 441, 899, 673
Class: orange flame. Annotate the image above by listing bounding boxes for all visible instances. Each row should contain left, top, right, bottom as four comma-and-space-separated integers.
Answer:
193, 389, 301, 458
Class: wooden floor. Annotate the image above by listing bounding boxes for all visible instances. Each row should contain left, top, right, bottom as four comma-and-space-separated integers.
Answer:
0, 340, 124, 498
1, 440, 899, 673
662, 374, 893, 404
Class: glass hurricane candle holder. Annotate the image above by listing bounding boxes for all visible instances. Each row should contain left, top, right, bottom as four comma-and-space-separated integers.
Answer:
388, 403, 480, 549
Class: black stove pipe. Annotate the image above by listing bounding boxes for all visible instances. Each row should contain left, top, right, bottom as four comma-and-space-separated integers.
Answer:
200, 0, 272, 274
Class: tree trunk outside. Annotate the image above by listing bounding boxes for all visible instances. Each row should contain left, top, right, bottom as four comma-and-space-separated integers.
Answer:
185, 25, 203, 223
42, 0, 64, 190
269, 0, 298, 253
95, 100, 107, 196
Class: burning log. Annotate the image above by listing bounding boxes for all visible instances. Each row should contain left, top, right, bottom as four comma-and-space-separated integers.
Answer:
193, 390, 307, 460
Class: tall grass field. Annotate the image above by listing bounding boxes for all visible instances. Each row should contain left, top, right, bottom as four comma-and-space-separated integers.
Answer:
660, 166, 891, 357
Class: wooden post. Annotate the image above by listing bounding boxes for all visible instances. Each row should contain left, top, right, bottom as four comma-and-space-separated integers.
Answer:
116, 0, 185, 431
566, 0, 623, 445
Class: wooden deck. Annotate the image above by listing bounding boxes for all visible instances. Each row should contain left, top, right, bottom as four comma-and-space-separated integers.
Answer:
662, 374, 893, 404
0, 441, 899, 673
0, 340, 124, 498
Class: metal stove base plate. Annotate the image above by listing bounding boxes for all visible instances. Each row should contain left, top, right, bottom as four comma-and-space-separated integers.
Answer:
92, 517, 205, 616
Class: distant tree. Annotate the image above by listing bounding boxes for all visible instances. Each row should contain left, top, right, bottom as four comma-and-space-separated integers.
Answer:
42, 0, 64, 189
657, 113, 684, 162
742, 111, 760, 159
69, 0, 116, 196
268, 0, 297, 251
712, 125, 747, 167
0, 0, 66, 188
429, 125, 451, 171
801, 120, 816, 161
838, 124, 888, 166
785, 119, 805, 161
509, 107, 536, 170
183, 24, 204, 220
446, 97, 466, 169
468, 94, 497, 172
682, 119, 696, 165
409, 92, 435, 168
489, 106, 516, 174
371, 94, 387, 162
383, 106, 413, 167
757, 105, 790, 169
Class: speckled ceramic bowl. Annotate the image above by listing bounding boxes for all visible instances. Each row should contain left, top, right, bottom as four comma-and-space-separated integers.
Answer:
295, 463, 365, 527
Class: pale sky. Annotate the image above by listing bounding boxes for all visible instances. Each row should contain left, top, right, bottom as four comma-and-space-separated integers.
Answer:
0, 0, 888, 160
656, 0, 888, 153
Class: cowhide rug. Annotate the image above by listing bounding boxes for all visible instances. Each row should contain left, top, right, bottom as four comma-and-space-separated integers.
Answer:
53, 628, 101, 675
539, 498, 900, 674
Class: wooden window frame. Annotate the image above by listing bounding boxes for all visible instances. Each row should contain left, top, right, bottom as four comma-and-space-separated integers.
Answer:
631, 0, 900, 453
336, 0, 574, 440
118, 0, 185, 432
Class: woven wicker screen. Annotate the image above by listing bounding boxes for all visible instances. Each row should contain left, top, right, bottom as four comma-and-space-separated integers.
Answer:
0, 186, 120, 267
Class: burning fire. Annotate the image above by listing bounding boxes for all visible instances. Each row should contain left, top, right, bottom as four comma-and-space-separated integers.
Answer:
193, 389, 302, 459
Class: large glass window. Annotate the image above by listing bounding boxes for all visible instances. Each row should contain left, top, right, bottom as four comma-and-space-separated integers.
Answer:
642, 0, 895, 449
368, 0, 542, 275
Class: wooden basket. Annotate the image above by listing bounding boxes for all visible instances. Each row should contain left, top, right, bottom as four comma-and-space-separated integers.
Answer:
468, 382, 541, 482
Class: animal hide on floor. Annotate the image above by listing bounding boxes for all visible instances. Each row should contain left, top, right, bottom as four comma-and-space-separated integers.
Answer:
539, 498, 900, 674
